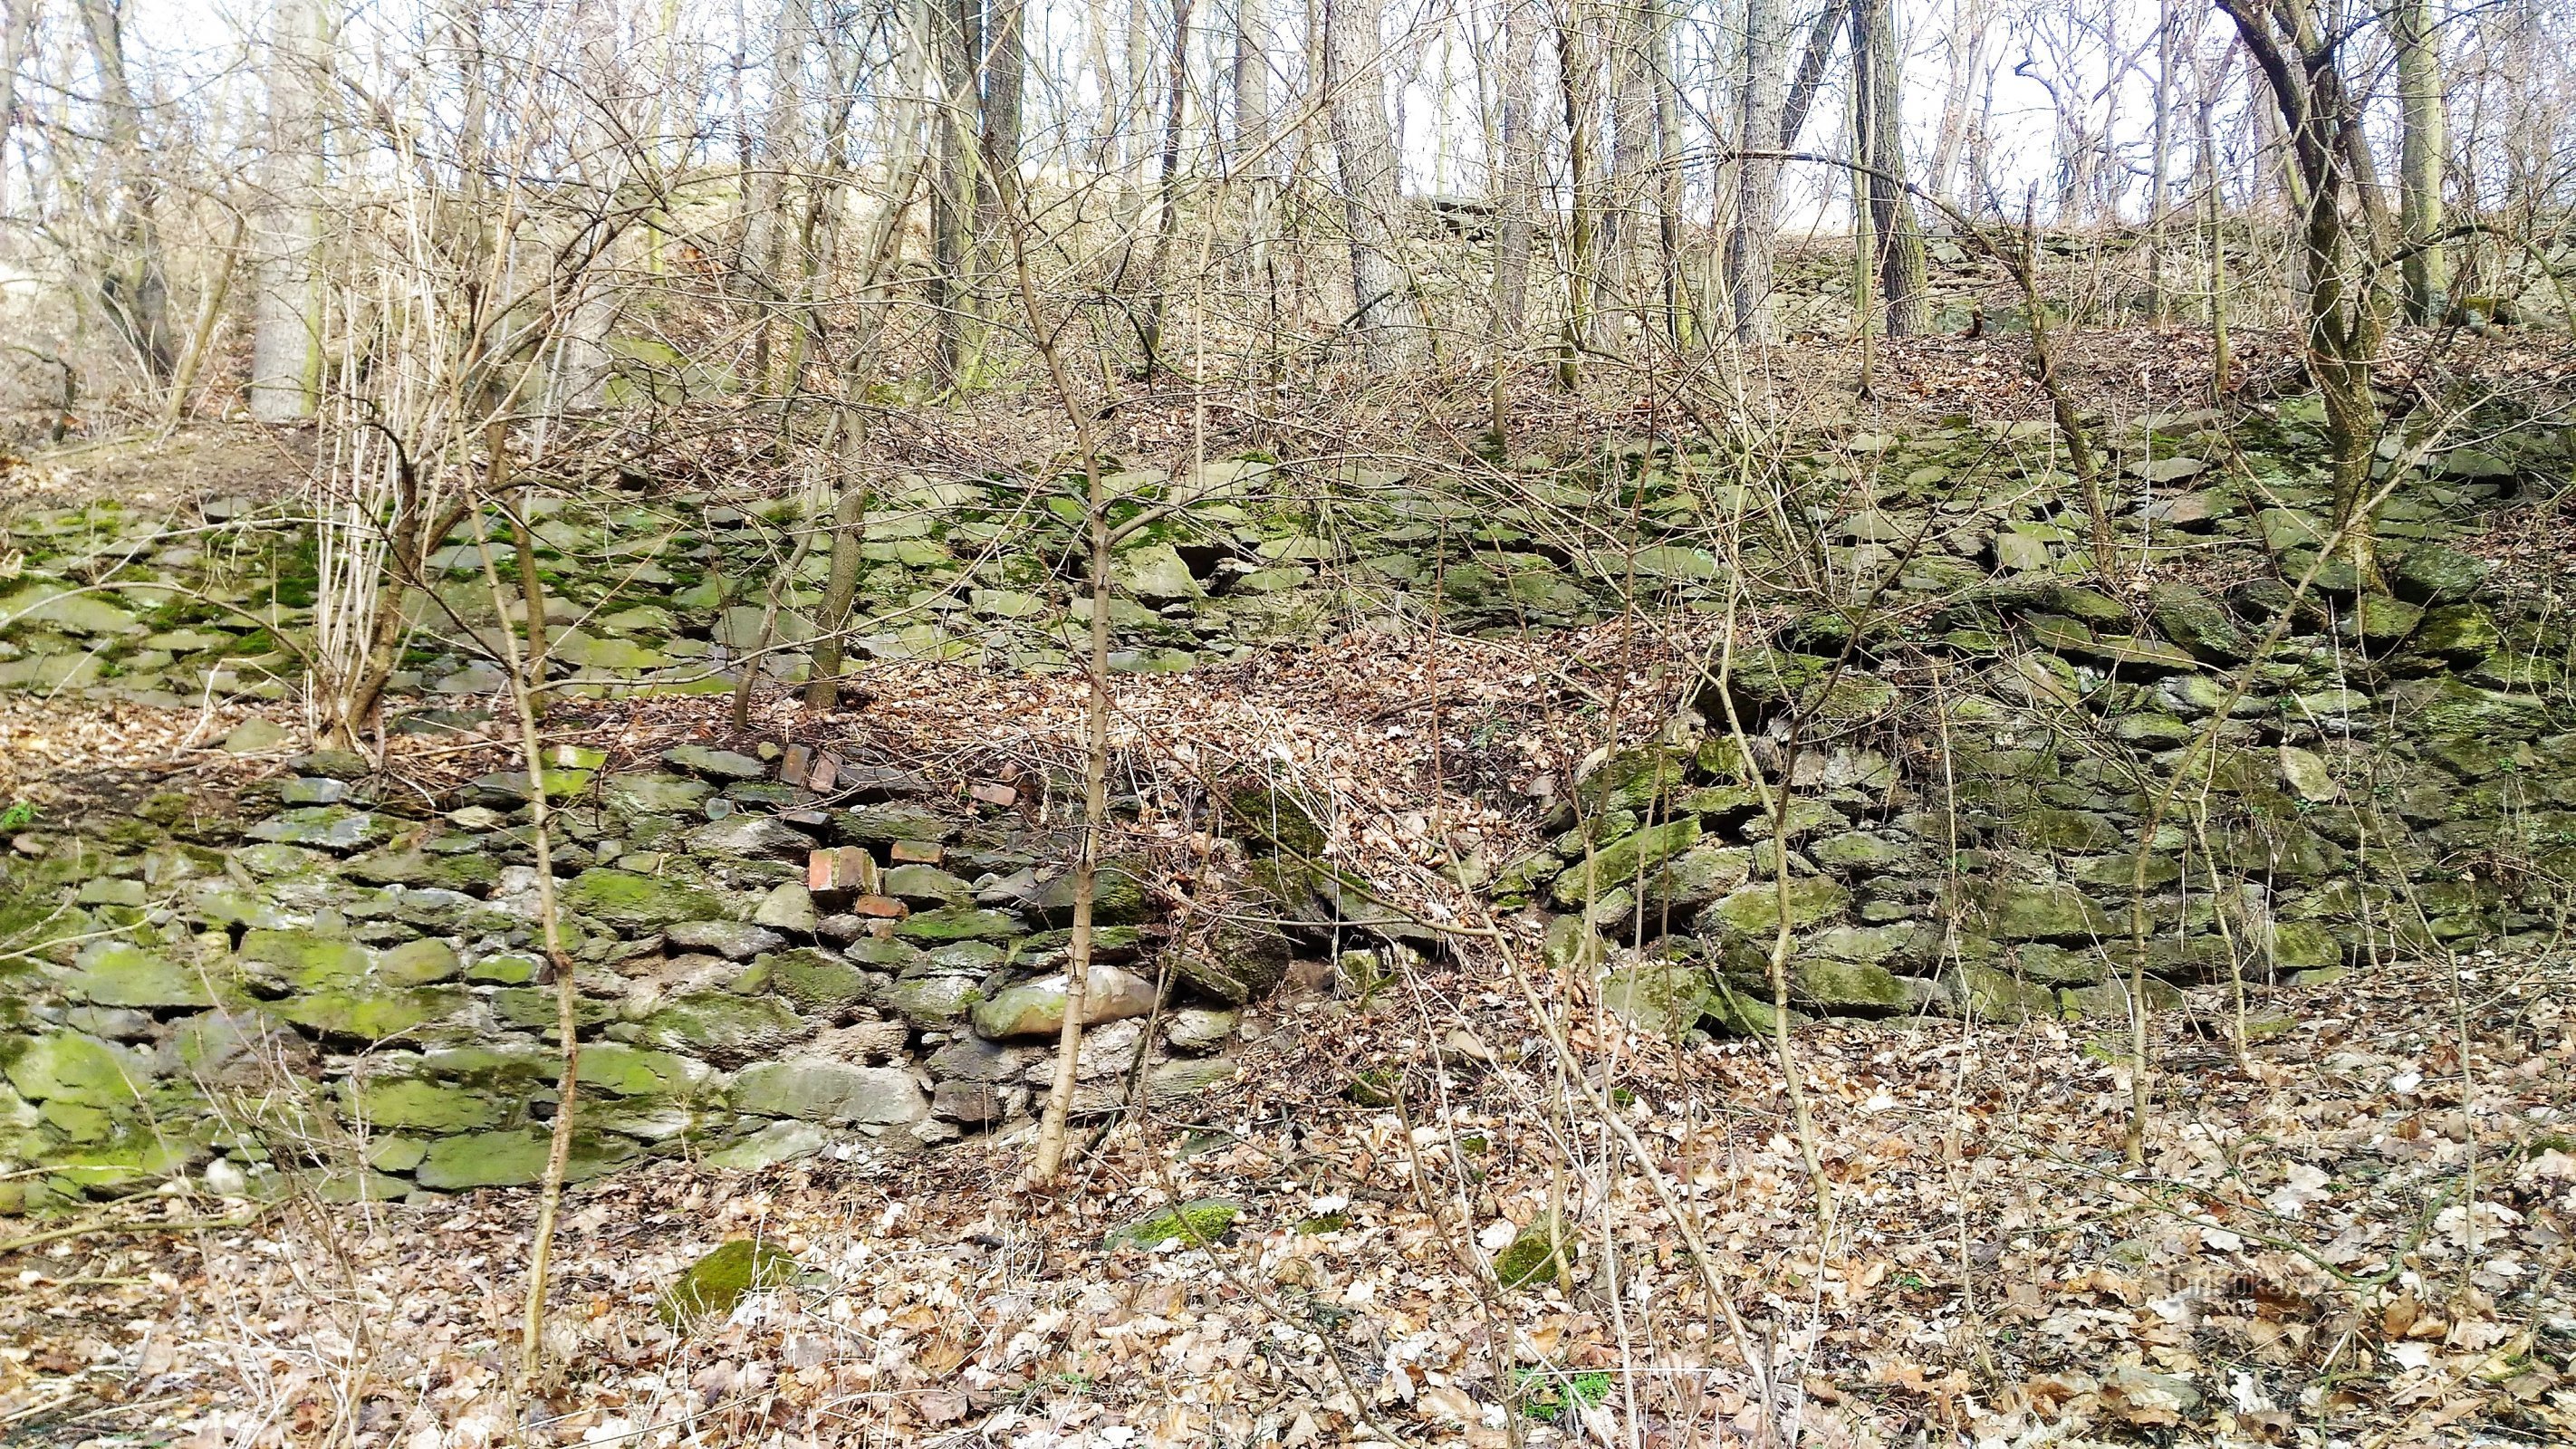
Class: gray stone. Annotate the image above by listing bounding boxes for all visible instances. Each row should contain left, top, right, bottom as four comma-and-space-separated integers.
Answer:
667, 919, 786, 960
971, 965, 1158, 1039
2276, 745, 2339, 802
753, 882, 818, 933
882, 864, 975, 907
2391, 542, 2491, 604
1166, 1007, 1240, 1053
704, 1119, 828, 1170
2146, 581, 2249, 663
925, 1033, 1043, 1083
1113, 542, 1205, 604
663, 744, 771, 781
630, 992, 812, 1068
884, 974, 983, 1028
687, 813, 814, 860
64, 942, 216, 1009
731, 1060, 928, 1125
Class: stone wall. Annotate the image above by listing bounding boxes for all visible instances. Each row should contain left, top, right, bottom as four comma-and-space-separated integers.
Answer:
1, 747, 1256, 1211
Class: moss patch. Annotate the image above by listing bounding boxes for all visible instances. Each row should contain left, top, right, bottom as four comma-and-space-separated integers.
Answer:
657, 1239, 803, 1327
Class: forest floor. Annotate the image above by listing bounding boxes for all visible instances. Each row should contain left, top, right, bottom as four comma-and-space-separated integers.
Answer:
5, 931, 2571, 1449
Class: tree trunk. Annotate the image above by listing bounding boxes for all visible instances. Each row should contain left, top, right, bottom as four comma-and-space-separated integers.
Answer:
1780, 0, 1851, 149
1726, 0, 1787, 341
742, 0, 810, 394
74, 0, 177, 381
931, 0, 981, 381
978, 0, 1025, 265
1601, 0, 1656, 349
1321, 0, 1422, 369
2148, 0, 2174, 323
2221, 0, 2389, 586
1232, 0, 1281, 360
1926, 0, 1986, 214
1556, 5, 1600, 382
1854, 0, 1927, 334
1490, 0, 1538, 350
250, 0, 325, 424
2388, 0, 2447, 322
1139, 0, 1194, 367
0, 0, 31, 214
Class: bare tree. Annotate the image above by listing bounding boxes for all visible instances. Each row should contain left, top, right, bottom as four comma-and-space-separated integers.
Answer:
73, 0, 176, 381
2220, 0, 2392, 583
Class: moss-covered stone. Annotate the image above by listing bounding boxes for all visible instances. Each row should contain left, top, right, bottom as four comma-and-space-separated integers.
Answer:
341, 1076, 504, 1132
2391, 542, 2491, 604
1553, 818, 1701, 906
1492, 1216, 1574, 1290
893, 906, 1023, 942
657, 1239, 803, 1327
6, 1031, 149, 1107
1103, 1197, 1240, 1251
344, 849, 501, 894
412, 1127, 638, 1190
629, 992, 812, 1068
2146, 581, 2249, 663
577, 1042, 714, 1097
1706, 877, 1851, 936
2410, 604, 2501, 661
63, 942, 216, 1009
1030, 859, 1155, 926
1979, 883, 2113, 941
275, 985, 469, 1041
2389, 677, 2551, 740
562, 868, 728, 930
1599, 959, 1719, 1037
1793, 958, 1909, 1013
764, 948, 876, 1017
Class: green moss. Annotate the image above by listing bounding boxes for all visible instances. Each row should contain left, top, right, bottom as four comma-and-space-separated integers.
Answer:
1103, 1197, 1240, 1251
656, 1239, 803, 1327
1493, 1216, 1575, 1291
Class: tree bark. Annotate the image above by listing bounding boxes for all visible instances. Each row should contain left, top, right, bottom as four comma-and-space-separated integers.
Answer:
1853, 0, 1927, 334
1926, 0, 1987, 214
1726, 0, 1788, 341
978, 0, 1025, 262
1321, 0, 1422, 369
250, 0, 325, 424
1556, 4, 1600, 381
2221, 0, 2389, 586
1602, 0, 1657, 348
0, 0, 31, 214
1490, 0, 1539, 350
2387, 0, 2447, 321
931, 0, 981, 381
